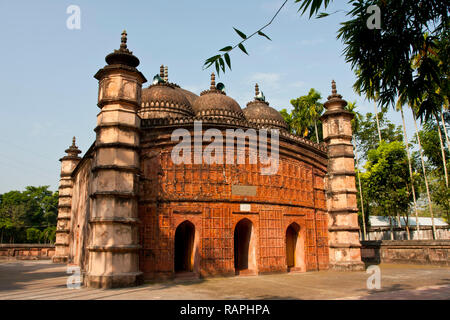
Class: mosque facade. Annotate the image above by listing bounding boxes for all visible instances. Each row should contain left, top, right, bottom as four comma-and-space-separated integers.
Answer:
53, 31, 364, 288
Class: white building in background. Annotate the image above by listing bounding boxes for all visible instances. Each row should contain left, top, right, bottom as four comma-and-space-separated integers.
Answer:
364, 216, 450, 240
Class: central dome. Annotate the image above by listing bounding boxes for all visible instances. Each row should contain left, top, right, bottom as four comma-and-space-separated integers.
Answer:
192, 73, 244, 120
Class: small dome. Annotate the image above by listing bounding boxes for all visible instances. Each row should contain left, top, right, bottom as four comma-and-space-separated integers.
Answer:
140, 83, 194, 119
192, 73, 244, 120
243, 84, 288, 131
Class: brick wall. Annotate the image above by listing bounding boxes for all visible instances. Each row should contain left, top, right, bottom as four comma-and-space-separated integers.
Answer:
0, 244, 55, 260
361, 240, 450, 266
138, 127, 329, 279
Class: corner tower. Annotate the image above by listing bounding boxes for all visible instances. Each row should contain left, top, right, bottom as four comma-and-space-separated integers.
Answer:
320, 81, 364, 271
86, 31, 147, 288
53, 137, 81, 263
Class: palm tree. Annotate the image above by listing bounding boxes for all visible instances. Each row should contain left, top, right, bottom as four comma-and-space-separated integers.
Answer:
411, 107, 437, 239
441, 109, 449, 149
289, 88, 324, 142
374, 99, 382, 143
397, 101, 420, 238
434, 111, 449, 187
413, 35, 449, 187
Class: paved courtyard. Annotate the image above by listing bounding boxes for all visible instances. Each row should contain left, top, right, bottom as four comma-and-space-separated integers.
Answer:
0, 260, 448, 300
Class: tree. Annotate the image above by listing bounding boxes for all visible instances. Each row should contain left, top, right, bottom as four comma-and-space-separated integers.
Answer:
281, 88, 324, 143
398, 104, 421, 237
26, 228, 42, 243
418, 120, 449, 174
411, 108, 438, 239
417, 119, 450, 224
0, 186, 58, 244
430, 179, 450, 223
353, 110, 403, 161
410, 34, 450, 188
362, 141, 414, 239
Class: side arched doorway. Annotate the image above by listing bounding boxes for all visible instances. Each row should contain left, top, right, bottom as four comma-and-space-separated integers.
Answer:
174, 221, 195, 273
234, 218, 257, 275
285, 222, 305, 272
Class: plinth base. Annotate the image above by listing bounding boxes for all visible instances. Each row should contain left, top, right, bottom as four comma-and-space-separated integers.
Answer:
85, 272, 144, 289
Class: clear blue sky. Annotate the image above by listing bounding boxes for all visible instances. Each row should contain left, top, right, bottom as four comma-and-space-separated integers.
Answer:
0, 0, 418, 193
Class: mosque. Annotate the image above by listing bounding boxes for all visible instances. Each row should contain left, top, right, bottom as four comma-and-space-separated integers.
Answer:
53, 31, 364, 288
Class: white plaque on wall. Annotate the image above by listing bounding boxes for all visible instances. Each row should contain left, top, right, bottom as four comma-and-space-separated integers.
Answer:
240, 204, 251, 212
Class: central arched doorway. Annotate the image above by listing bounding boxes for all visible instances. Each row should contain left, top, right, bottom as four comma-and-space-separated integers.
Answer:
234, 218, 255, 274
174, 221, 195, 273
285, 222, 305, 272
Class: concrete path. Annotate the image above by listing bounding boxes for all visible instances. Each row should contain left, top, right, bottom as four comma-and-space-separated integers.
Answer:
0, 260, 448, 300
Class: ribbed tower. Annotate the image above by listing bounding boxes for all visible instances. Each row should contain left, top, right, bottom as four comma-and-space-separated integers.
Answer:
53, 137, 81, 263
320, 81, 364, 271
86, 31, 147, 288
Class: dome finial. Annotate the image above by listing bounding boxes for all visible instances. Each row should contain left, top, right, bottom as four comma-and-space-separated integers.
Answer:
255, 83, 260, 98
64, 136, 81, 157
102, 30, 141, 68
254, 83, 266, 102
327, 79, 343, 100
160, 65, 164, 78
331, 80, 337, 96
210, 73, 216, 90
164, 66, 168, 83
120, 30, 127, 50
325, 79, 346, 109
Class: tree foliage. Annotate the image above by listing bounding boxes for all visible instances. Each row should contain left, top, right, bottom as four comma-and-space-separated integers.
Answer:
281, 88, 324, 142
361, 141, 414, 219
0, 186, 58, 244
416, 118, 450, 221
418, 119, 449, 171
353, 110, 403, 160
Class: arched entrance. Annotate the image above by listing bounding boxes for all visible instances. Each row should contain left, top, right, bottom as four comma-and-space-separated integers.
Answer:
285, 222, 305, 272
234, 218, 256, 275
174, 221, 195, 273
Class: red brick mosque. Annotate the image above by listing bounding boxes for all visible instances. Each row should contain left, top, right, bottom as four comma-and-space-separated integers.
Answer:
53, 31, 364, 288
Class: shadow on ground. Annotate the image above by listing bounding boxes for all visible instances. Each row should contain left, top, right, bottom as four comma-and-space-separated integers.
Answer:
0, 261, 67, 292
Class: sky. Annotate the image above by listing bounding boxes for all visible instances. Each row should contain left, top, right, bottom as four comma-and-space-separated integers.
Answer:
0, 0, 420, 193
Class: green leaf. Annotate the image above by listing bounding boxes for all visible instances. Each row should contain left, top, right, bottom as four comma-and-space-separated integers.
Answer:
219, 46, 233, 52
215, 60, 220, 76
316, 12, 329, 19
203, 55, 221, 66
233, 27, 247, 39
238, 43, 248, 55
203, 54, 221, 69
224, 53, 231, 70
219, 57, 225, 73
257, 31, 272, 41
204, 61, 214, 69
295, 0, 332, 18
